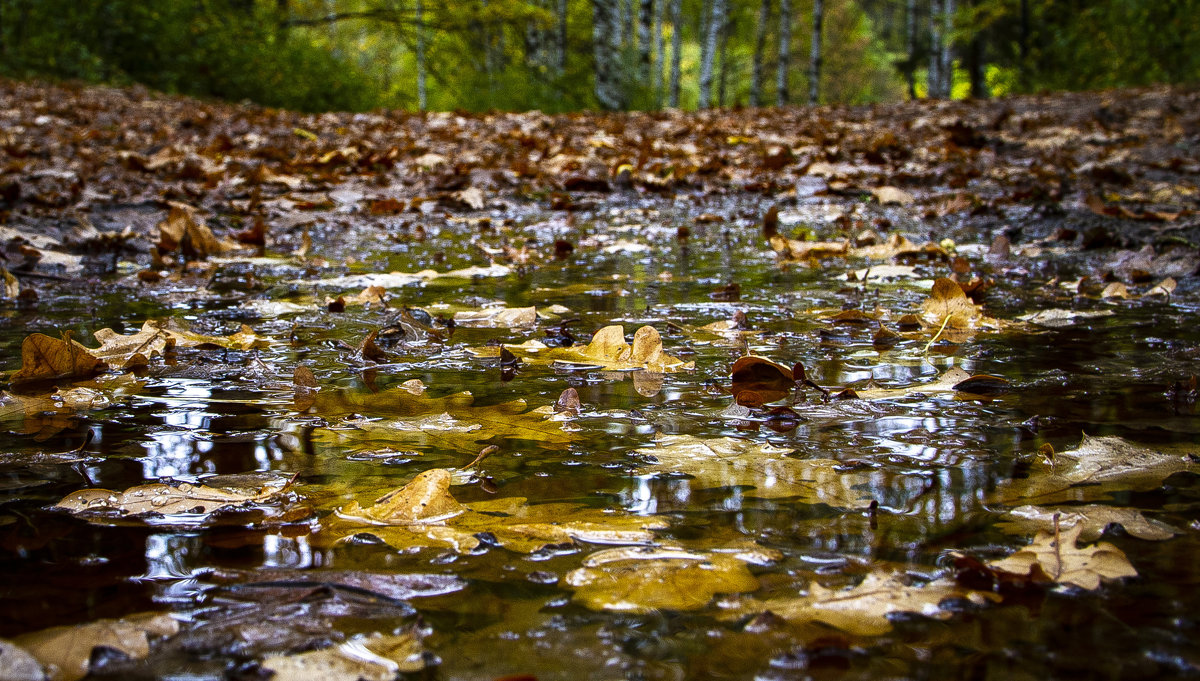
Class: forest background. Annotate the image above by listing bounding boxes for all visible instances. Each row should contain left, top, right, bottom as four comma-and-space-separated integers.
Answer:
0, 0, 1197, 114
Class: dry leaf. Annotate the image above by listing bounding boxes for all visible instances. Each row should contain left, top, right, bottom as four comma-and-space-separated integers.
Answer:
769, 234, 850, 262
157, 204, 237, 259
921, 278, 983, 329
986, 523, 1138, 590
470, 324, 693, 373
10, 334, 105, 385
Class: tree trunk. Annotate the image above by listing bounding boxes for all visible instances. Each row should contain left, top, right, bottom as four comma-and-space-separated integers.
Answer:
698, 0, 725, 108
928, 0, 943, 98
807, 0, 823, 106
416, 0, 427, 111
776, 0, 792, 106
717, 8, 731, 106
668, 0, 682, 107
905, 0, 917, 98
638, 0, 652, 81
652, 0, 665, 105
557, 0, 568, 72
593, 0, 626, 109
750, 0, 771, 107
940, 0, 955, 98
1018, 0, 1029, 91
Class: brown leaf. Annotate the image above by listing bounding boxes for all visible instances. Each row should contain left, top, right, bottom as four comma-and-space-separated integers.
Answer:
986, 523, 1137, 590
730, 356, 794, 405
157, 204, 237, 260
13, 612, 178, 681
11, 333, 105, 385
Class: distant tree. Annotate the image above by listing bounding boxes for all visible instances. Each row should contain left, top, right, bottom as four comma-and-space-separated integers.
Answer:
776, 0, 792, 105
749, 0, 771, 107
808, 0, 824, 104
593, 0, 627, 109
668, 0, 682, 106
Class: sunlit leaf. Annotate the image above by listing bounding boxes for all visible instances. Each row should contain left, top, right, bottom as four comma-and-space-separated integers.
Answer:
564, 547, 763, 613
989, 434, 1200, 505
470, 325, 693, 373
720, 573, 999, 636
995, 504, 1177, 542
12, 611, 178, 681
260, 630, 427, 680
985, 523, 1138, 590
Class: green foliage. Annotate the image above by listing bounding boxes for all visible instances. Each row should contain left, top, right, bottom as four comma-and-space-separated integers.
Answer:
0, 0, 378, 112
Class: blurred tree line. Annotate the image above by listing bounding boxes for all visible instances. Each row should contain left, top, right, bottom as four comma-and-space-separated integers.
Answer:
0, 0, 1195, 113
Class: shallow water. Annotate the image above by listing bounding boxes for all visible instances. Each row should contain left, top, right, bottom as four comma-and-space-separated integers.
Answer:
1, 195, 1198, 680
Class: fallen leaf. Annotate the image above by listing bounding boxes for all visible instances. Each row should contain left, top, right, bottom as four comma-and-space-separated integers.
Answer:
1101, 282, 1130, 299
720, 573, 998, 636
769, 234, 850, 262
986, 523, 1137, 590
453, 306, 538, 328
260, 630, 426, 680
989, 434, 1199, 505
13, 611, 178, 681
564, 547, 762, 613
319, 468, 666, 554
730, 356, 794, 405
995, 504, 1177, 541
853, 367, 972, 400
1017, 308, 1115, 327
157, 204, 238, 259
470, 325, 693, 373
921, 278, 983, 330
54, 476, 291, 518
871, 186, 915, 205
10, 334, 105, 386
636, 434, 875, 508
0, 639, 42, 681
299, 264, 512, 288
1, 266, 19, 298
1145, 277, 1177, 297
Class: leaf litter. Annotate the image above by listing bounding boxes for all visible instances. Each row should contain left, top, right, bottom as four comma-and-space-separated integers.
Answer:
2, 81, 1200, 678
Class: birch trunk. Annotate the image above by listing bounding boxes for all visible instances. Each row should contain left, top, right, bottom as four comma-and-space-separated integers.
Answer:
776, 0, 792, 106
593, 0, 626, 109
698, 0, 726, 108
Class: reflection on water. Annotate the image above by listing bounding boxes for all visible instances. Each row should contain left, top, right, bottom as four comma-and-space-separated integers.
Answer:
0, 203, 1197, 677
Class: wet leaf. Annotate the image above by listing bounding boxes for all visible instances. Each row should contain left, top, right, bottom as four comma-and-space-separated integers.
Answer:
10, 334, 105, 386
986, 523, 1138, 590
853, 367, 972, 401
0, 639, 42, 681
1017, 308, 1115, 327
989, 434, 1200, 505
54, 476, 292, 519
995, 504, 1177, 541
636, 435, 875, 508
720, 573, 998, 636
12, 611, 178, 681
921, 278, 984, 330
319, 468, 665, 554
564, 547, 762, 613
471, 325, 693, 373
769, 235, 850, 263
453, 306, 538, 328
298, 263, 512, 288
259, 630, 427, 680
730, 356, 794, 405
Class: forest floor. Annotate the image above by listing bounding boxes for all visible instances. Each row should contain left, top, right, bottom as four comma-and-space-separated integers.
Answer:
1, 79, 1200, 681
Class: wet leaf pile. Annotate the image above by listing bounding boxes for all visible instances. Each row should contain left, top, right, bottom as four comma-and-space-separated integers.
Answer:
1, 79, 1200, 680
